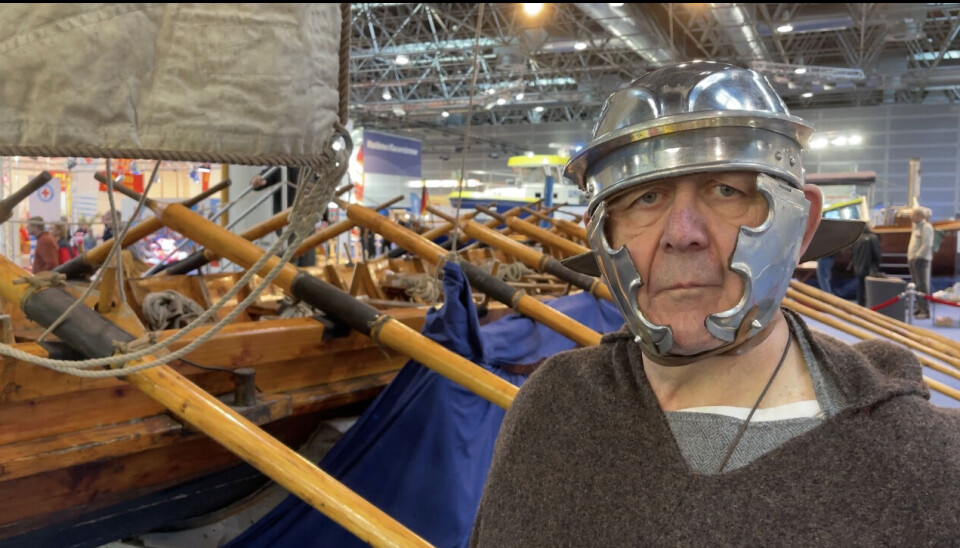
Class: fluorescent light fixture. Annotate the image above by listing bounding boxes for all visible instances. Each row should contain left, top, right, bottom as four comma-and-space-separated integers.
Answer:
515, 92, 525, 100
776, 23, 794, 33
848, 134, 863, 145
609, 2, 624, 6
441, 111, 450, 118
395, 54, 410, 65
382, 90, 392, 100
831, 136, 847, 146
525, 151, 535, 157
794, 67, 807, 75
496, 97, 506, 105
523, 3, 543, 16
487, 88, 497, 95
534, 106, 545, 112
809, 137, 828, 149
801, 92, 813, 98
574, 41, 587, 51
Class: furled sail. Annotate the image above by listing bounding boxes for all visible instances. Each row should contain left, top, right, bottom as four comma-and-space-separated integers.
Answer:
0, 3, 344, 166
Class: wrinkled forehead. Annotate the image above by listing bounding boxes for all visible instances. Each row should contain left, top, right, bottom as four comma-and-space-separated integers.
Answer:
602, 170, 763, 206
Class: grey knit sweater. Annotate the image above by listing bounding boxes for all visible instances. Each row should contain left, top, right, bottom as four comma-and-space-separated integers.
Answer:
471, 312, 960, 546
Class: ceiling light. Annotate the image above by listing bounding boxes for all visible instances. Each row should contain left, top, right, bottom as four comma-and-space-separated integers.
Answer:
382, 90, 392, 100
809, 137, 828, 150
801, 92, 813, 98
441, 111, 450, 118
487, 88, 497, 95
794, 67, 807, 75
395, 54, 410, 66
525, 151, 535, 157
609, 2, 624, 6
848, 135, 863, 145
515, 92, 525, 100
392, 106, 406, 117
831, 136, 847, 146
523, 3, 543, 16
534, 106, 544, 112
574, 41, 587, 51
777, 23, 794, 33
496, 98, 506, 105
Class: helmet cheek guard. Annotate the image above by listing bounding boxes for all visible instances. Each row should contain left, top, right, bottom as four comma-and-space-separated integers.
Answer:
587, 174, 809, 364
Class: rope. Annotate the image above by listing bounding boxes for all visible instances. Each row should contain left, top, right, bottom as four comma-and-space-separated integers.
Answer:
339, 3, 351, 126
37, 160, 162, 343
925, 294, 960, 308
397, 274, 442, 303
869, 294, 903, 311
105, 158, 128, 307
478, 259, 534, 282
450, 3, 485, 254
142, 290, 208, 330
278, 297, 316, 319
0, 127, 351, 378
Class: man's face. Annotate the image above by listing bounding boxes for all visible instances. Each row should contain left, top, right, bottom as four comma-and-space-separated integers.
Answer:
911, 210, 924, 224
26, 223, 40, 237
604, 171, 769, 355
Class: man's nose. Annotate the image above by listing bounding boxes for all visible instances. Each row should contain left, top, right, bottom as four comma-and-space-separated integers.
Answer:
660, 190, 709, 251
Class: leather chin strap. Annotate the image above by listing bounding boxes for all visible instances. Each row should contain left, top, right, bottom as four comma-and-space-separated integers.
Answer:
640, 305, 779, 367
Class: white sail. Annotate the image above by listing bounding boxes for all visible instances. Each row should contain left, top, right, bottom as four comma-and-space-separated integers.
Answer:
0, 3, 343, 165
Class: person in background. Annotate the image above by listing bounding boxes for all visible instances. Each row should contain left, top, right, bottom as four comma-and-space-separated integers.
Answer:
816, 252, 835, 294
850, 223, 882, 306
52, 223, 77, 265
907, 206, 934, 319
471, 61, 960, 546
101, 211, 119, 242
26, 216, 58, 273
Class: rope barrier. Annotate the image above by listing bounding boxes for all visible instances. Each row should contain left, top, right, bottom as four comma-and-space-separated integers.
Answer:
925, 294, 960, 308
869, 294, 903, 311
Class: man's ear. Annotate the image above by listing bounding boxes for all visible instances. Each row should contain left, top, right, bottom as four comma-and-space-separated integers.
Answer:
799, 184, 822, 257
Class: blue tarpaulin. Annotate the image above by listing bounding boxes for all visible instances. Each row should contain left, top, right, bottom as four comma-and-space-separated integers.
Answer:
228, 263, 624, 547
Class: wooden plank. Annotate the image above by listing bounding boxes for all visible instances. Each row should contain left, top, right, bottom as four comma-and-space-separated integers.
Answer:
0, 415, 319, 540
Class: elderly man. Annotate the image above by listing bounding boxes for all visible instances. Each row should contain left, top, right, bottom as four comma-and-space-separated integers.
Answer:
26, 216, 58, 272
471, 61, 960, 545
908, 206, 934, 319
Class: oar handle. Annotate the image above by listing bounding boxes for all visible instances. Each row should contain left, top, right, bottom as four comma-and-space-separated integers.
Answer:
0, 171, 53, 222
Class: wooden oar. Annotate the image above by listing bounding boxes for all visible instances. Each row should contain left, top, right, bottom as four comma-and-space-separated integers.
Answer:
476, 205, 587, 257
162, 194, 403, 276
520, 206, 588, 242
786, 289, 960, 382
784, 297, 960, 402
384, 199, 544, 259
137, 198, 518, 409
0, 171, 53, 223
54, 180, 232, 279
788, 280, 960, 363
337, 200, 603, 347
0, 257, 429, 547
426, 205, 613, 302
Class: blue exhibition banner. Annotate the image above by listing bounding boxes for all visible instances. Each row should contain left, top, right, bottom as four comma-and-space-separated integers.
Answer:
363, 130, 422, 178
409, 193, 421, 215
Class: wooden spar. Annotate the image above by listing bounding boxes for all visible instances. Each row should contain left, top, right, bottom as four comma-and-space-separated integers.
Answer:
54, 179, 232, 279
0, 258, 430, 547
385, 199, 544, 260
162, 194, 403, 276
293, 195, 404, 257
786, 290, 960, 383
783, 297, 960, 402
338, 200, 603, 347
520, 207, 588, 241
476, 205, 588, 257
139, 199, 518, 409
0, 171, 52, 223
425, 205, 613, 302
788, 280, 960, 362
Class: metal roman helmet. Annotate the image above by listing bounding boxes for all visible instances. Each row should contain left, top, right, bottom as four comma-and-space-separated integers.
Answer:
562, 60, 863, 363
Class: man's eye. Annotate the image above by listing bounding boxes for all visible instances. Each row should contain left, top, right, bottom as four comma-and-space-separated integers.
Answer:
636, 191, 659, 205
716, 184, 738, 197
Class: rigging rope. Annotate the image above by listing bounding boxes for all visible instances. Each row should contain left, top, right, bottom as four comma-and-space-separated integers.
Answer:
142, 290, 208, 330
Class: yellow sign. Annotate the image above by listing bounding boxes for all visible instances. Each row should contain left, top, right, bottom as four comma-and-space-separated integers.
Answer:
507, 154, 567, 167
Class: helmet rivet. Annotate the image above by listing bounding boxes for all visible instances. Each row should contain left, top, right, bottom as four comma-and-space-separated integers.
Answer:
775, 151, 783, 161
789, 157, 796, 166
